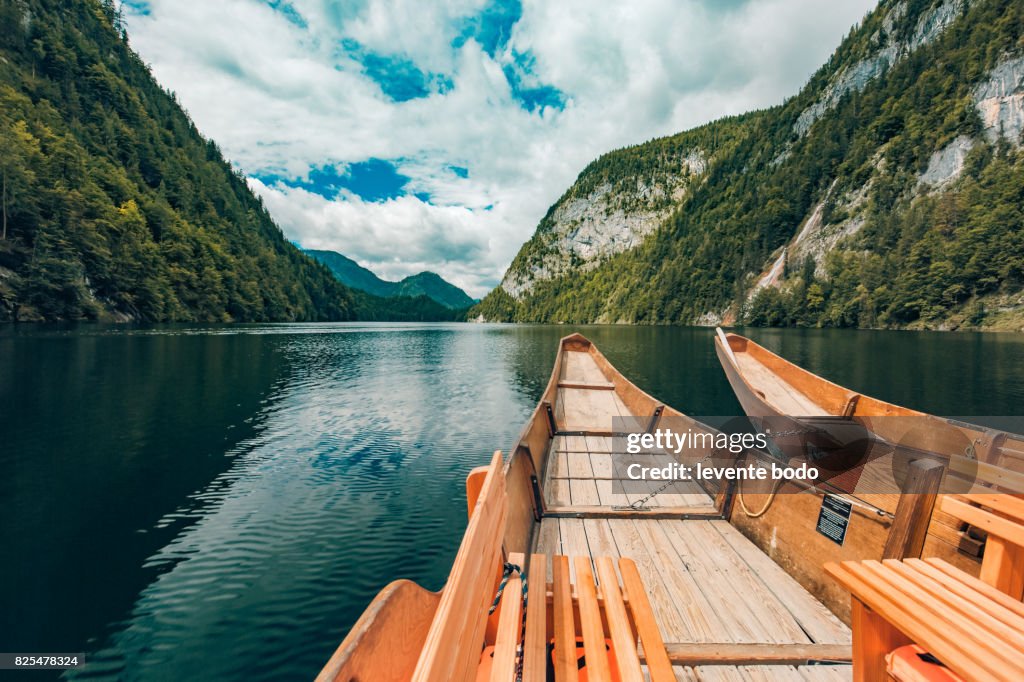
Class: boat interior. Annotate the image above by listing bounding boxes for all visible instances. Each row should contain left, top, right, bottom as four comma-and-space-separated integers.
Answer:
536, 341, 852, 681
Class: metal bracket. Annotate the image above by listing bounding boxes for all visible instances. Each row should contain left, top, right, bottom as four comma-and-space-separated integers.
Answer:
645, 405, 665, 433
543, 401, 558, 436
529, 474, 544, 522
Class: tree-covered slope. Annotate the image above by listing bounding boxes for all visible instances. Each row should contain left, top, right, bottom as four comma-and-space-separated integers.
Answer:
393, 272, 475, 309
306, 249, 476, 308
350, 290, 468, 322
304, 250, 394, 298
474, 0, 1024, 331
0, 0, 354, 322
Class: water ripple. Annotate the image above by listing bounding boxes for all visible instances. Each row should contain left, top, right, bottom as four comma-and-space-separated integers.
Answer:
66, 324, 538, 681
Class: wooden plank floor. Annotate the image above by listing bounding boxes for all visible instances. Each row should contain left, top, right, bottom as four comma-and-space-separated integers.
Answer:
533, 518, 850, 646
537, 350, 851, 681
545, 433, 714, 508
673, 665, 852, 681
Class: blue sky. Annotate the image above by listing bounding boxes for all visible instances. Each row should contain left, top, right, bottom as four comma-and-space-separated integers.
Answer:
123, 0, 874, 296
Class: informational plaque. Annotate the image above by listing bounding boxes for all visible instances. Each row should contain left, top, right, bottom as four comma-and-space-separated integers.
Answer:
816, 494, 852, 546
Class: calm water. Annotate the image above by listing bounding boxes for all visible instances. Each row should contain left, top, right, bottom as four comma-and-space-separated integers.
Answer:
1, 323, 1022, 680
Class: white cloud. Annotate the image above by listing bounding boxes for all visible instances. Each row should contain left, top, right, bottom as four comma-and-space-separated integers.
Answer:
124, 0, 875, 297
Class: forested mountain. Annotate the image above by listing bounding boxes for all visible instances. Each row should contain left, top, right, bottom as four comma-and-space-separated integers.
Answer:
0, 0, 354, 322
474, 0, 1024, 331
305, 249, 476, 309
348, 289, 468, 322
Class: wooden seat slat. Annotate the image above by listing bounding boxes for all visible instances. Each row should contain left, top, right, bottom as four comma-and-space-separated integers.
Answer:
870, 561, 1024, 655
852, 560, 1024, 670
618, 558, 675, 682
901, 558, 1024, 629
941, 497, 1024, 547
557, 380, 616, 390
552, 555, 578, 682
960, 493, 1024, 523
919, 557, 1024, 618
825, 562, 1007, 682
523, 553, 548, 682
828, 489, 1024, 682
490, 552, 525, 682
574, 556, 612, 682
594, 557, 644, 682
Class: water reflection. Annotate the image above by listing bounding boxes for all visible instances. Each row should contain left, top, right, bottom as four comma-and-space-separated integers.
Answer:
0, 331, 287, 662
61, 325, 540, 681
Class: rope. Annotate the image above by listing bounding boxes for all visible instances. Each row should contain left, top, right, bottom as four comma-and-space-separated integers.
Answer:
488, 562, 529, 682
735, 426, 819, 518
737, 476, 781, 518
488, 562, 524, 615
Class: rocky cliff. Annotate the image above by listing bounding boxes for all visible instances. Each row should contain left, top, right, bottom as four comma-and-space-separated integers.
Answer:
500, 145, 708, 298
474, 0, 1024, 331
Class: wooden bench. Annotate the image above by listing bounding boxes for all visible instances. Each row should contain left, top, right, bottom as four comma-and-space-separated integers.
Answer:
480, 552, 674, 682
826, 493, 1024, 682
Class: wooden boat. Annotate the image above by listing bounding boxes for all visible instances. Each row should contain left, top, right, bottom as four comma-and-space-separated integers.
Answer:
713, 328, 1024, 613
714, 328, 1024, 493
712, 330, 1024, 681
316, 334, 856, 681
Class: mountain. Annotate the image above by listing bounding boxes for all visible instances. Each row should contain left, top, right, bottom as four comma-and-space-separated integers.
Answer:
305, 249, 476, 309
304, 250, 394, 298
395, 272, 476, 310
0, 0, 354, 322
473, 0, 1024, 331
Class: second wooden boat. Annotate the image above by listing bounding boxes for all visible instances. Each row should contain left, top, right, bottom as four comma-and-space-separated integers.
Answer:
711, 327, 1024, 624
713, 327, 1024, 494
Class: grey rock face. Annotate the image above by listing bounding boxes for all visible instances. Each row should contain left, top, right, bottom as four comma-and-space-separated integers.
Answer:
918, 135, 976, 187
794, 0, 968, 137
974, 55, 1024, 146
500, 150, 706, 298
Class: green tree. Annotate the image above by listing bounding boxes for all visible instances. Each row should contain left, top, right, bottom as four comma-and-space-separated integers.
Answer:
0, 120, 39, 241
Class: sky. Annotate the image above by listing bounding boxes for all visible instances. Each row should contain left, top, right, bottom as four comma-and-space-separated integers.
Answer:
122, 0, 876, 297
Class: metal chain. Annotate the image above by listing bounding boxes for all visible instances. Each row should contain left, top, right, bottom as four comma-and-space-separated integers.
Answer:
763, 427, 822, 438
628, 478, 677, 509
629, 450, 719, 509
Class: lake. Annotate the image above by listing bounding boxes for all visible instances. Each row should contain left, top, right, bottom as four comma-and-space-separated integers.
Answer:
1, 323, 1022, 680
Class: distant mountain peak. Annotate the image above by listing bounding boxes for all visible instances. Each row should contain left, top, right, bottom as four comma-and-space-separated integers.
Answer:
305, 250, 476, 309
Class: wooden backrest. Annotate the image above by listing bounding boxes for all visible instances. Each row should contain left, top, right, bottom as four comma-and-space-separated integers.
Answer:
942, 493, 1024, 597
412, 451, 507, 682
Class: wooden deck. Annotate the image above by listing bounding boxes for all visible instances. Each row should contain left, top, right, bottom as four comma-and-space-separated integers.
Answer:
537, 350, 852, 681
545, 434, 714, 509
